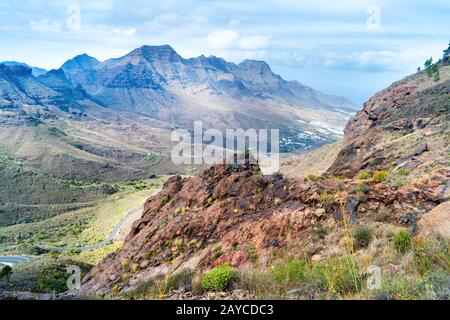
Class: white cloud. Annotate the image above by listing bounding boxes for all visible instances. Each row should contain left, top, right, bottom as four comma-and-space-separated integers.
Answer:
206, 29, 239, 49
29, 19, 63, 33
206, 29, 270, 50
112, 27, 137, 36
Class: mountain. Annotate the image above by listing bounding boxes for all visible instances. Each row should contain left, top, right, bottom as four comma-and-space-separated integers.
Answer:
0, 45, 357, 225
60, 45, 357, 150
1, 61, 47, 77
81, 61, 450, 298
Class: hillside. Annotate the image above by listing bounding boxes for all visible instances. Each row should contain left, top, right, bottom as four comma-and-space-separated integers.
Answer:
81, 62, 449, 299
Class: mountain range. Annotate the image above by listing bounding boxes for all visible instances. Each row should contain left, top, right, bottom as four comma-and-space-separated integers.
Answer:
1, 45, 356, 150
0, 45, 356, 225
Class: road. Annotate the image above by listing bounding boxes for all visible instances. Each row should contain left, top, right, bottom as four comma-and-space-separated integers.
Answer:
0, 255, 34, 267
36, 207, 142, 252
0, 207, 142, 267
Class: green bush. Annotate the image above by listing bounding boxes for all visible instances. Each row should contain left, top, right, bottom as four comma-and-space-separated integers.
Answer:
162, 195, 170, 205
355, 172, 371, 180
353, 226, 373, 249
397, 168, 410, 176
311, 257, 361, 295
356, 183, 370, 193
201, 264, 237, 292
271, 259, 310, 286
393, 229, 412, 254
373, 171, 390, 183
307, 174, 319, 181
0, 265, 12, 281
412, 237, 449, 275
391, 179, 404, 190
318, 193, 334, 205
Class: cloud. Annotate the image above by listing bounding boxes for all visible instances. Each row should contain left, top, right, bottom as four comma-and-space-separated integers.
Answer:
112, 27, 137, 36
206, 29, 270, 50
29, 19, 63, 33
276, 46, 445, 73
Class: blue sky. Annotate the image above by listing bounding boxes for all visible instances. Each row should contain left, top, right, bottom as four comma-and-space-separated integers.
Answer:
0, 0, 449, 105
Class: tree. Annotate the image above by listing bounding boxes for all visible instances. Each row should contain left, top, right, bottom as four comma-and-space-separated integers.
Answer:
417, 66, 421, 72
0, 265, 12, 282
443, 43, 450, 62
424, 57, 433, 69
433, 69, 440, 82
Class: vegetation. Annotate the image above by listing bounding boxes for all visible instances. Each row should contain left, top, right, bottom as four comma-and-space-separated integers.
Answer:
355, 172, 371, 180
307, 174, 319, 181
353, 226, 373, 249
0, 265, 13, 282
201, 264, 237, 292
356, 183, 370, 193
372, 171, 390, 183
318, 192, 334, 205
393, 229, 412, 254
162, 195, 170, 205
397, 168, 410, 176
4, 257, 91, 293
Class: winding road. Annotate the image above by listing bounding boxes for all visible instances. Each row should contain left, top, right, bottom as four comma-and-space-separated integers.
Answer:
0, 207, 142, 268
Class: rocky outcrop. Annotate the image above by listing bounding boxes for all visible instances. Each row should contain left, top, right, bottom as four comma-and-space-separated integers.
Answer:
327, 63, 450, 177
417, 201, 450, 240
81, 161, 449, 295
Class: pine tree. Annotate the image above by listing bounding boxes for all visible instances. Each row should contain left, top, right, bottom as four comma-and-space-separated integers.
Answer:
443, 43, 450, 62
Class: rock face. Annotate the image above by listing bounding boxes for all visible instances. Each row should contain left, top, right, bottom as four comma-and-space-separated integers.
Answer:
327, 63, 450, 177
81, 161, 448, 295
418, 202, 450, 240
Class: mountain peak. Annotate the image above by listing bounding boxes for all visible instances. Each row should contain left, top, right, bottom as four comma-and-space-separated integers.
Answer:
0, 63, 33, 78
132, 45, 182, 63
62, 54, 99, 71
1, 61, 47, 77
238, 59, 271, 70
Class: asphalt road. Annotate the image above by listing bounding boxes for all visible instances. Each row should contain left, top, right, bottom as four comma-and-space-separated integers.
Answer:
0, 207, 142, 267
36, 208, 141, 252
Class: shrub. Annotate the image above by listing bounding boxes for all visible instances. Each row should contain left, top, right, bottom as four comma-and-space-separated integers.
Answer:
274, 198, 283, 206
271, 259, 310, 286
318, 193, 334, 205
356, 183, 370, 193
391, 179, 404, 190
412, 237, 449, 275
244, 245, 258, 263
355, 172, 371, 180
212, 244, 222, 259
0, 265, 12, 281
201, 264, 237, 292
36, 263, 70, 293
373, 171, 390, 183
393, 229, 412, 254
166, 268, 195, 292
307, 174, 319, 181
162, 195, 170, 205
311, 257, 361, 295
353, 226, 373, 249
315, 226, 329, 239
397, 168, 410, 176
123, 280, 157, 299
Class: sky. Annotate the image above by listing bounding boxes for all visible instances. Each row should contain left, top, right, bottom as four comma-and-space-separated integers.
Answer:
0, 0, 449, 105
